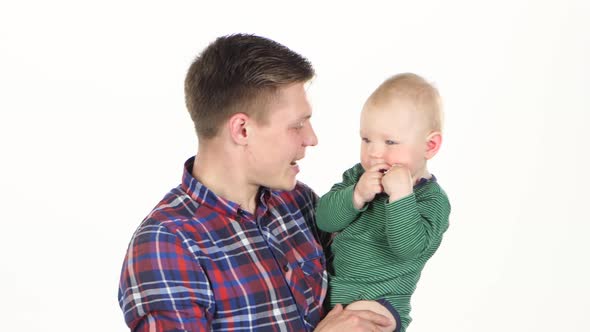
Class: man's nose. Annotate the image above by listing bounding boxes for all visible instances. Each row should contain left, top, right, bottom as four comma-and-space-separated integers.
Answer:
303, 123, 318, 147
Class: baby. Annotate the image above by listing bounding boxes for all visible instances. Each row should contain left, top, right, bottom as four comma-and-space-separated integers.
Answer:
316, 73, 451, 332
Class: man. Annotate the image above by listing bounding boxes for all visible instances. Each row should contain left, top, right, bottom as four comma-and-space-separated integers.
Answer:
118, 33, 392, 331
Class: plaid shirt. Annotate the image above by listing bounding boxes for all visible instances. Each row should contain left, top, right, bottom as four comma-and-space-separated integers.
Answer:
119, 157, 330, 331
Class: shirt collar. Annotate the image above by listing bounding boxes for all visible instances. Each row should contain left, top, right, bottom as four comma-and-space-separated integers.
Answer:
415, 174, 437, 188
180, 156, 272, 218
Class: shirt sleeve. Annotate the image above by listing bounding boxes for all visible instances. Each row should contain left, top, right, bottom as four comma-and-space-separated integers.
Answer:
383, 187, 451, 260
118, 222, 214, 331
316, 164, 367, 233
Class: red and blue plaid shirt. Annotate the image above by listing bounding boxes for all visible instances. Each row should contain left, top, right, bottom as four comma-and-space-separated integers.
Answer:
119, 157, 330, 331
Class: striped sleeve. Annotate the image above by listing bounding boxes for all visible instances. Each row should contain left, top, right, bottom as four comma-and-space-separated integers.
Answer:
316, 165, 366, 233
384, 188, 450, 260
118, 222, 214, 331
297, 183, 334, 252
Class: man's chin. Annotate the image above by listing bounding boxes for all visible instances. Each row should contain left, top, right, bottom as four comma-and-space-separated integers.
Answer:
277, 182, 297, 191
271, 179, 297, 192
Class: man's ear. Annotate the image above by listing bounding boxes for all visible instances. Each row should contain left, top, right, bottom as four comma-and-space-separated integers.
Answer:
425, 131, 442, 160
228, 113, 250, 145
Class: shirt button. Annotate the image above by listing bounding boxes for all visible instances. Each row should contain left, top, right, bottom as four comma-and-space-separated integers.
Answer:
282, 264, 289, 272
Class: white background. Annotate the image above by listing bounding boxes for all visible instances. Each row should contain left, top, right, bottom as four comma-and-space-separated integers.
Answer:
1, 1, 589, 331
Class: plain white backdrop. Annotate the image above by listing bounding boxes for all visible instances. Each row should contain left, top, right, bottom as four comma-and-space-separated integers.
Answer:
1, 1, 589, 331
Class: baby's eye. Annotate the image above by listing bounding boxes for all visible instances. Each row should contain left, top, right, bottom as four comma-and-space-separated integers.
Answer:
385, 140, 397, 145
362, 137, 370, 143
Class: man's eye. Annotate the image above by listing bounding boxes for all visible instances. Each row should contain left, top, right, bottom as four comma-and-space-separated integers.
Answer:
385, 140, 397, 145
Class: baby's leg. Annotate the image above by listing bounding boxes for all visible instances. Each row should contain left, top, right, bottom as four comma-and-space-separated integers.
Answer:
345, 300, 398, 332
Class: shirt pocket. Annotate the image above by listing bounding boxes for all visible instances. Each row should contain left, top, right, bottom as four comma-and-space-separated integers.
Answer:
291, 253, 327, 317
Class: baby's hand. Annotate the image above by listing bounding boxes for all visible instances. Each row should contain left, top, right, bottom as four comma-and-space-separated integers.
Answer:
382, 164, 413, 202
353, 163, 389, 209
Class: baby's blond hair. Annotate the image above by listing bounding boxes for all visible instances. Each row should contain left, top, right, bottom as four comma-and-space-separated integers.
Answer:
366, 73, 443, 132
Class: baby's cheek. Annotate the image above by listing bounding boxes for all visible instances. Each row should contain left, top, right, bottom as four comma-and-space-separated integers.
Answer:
384, 156, 402, 166
385, 151, 412, 165
360, 159, 371, 171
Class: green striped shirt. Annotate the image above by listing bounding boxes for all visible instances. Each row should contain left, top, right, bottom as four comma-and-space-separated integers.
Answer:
316, 163, 450, 331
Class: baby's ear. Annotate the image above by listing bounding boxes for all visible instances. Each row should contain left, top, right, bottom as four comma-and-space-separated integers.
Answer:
425, 131, 442, 160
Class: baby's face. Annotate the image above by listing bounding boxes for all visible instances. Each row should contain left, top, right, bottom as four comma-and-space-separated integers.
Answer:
359, 99, 430, 180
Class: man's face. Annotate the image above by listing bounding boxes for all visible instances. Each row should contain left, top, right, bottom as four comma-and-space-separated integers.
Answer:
246, 83, 318, 191
359, 99, 429, 180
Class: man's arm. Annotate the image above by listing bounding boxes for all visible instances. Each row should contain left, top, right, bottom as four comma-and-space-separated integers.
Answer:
314, 304, 394, 331
118, 223, 214, 331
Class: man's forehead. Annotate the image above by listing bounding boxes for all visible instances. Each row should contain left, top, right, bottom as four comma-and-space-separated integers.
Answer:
270, 89, 312, 120
275, 110, 312, 124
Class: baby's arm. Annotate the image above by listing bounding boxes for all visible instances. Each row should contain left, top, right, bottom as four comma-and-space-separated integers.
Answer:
381, 166, 450, 259
316, 165, 363, 232
316, 162, 391, 232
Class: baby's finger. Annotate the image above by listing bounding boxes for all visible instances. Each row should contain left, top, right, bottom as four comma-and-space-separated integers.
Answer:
369, 182, 383, 194
368, 163, 390, 174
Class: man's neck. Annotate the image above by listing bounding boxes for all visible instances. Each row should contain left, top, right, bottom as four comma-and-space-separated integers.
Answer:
192, 143, 259, 213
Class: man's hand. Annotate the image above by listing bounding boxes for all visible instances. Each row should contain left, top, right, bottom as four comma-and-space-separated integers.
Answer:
353, 163, 390, 209
381, 164, 413, 203
314, 304, 393, 332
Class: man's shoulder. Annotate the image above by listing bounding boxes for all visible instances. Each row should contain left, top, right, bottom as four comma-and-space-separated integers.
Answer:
293, 181, 318, 204
270, 181, 318, 214
293, 180, 316, 195
139, 185, 204, 232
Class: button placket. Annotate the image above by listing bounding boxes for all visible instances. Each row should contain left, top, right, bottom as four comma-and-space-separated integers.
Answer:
236, 208, 245, 222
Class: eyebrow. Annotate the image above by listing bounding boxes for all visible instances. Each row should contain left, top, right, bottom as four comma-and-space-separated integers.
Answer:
294, 114, 312, 123
291, 114, 312, 127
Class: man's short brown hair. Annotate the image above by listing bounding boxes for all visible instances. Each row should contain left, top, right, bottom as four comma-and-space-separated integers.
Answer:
184, 34, 315, 139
